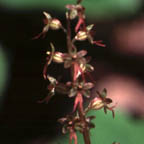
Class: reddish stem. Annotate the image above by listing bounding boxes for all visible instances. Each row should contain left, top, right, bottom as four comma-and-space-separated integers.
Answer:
78, 104, 91, 144
67, 10, 91, 144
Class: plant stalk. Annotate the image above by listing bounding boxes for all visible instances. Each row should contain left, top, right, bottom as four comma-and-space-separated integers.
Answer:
66, 10, 91, 144
66, 12, 72, 53
78, 105, 91, 144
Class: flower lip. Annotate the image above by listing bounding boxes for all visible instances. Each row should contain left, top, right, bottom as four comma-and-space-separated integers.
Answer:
53, 52, 64, 63
50, 19, 62, 30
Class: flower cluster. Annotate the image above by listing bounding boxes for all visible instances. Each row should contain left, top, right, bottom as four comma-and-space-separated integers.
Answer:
58, 114, 95, 144
66, 3, 85, 32
34, 0, 117, 143
67, 81, 94, 112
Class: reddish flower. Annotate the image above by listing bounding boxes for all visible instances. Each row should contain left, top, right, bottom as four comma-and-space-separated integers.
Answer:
38, 75, 57, 103
33, 12, 62, 39
58, 113, 95, 144
66, 4, 86, 32
58, 115, 78, 144
75, 24, 106, 47
87, 88, 116, 118
63, 50, 87, 81
43, 43, 64, 79
68, 81, 94, 99
67, 81, 94, 112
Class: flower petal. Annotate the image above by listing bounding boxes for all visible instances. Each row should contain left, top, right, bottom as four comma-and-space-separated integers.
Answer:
73, 92, 83, 112
77, 50, 87, 58
93, 40, 106, 47
83, 82, 94, 90
69, 129, 77, 144
86, 24, 94, 31
75, 18, 85, 32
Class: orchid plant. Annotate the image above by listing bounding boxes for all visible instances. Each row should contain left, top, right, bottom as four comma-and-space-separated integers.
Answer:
33, 0, 117, 144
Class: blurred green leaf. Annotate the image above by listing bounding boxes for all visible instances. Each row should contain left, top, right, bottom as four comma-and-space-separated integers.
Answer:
0, 45, 8, 106
0, 0, 142, 19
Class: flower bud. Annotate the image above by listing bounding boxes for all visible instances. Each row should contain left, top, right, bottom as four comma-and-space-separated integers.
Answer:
50, 19, 62, 30
53, 52, 64, 63
75, 31, 87, 41
89, 97, 104, 110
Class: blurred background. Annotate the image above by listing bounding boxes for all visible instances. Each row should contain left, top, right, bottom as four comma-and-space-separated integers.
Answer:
0, 0, 144, 144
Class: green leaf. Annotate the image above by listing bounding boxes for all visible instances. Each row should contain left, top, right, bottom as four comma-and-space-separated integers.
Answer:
112, 142, 120, 144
